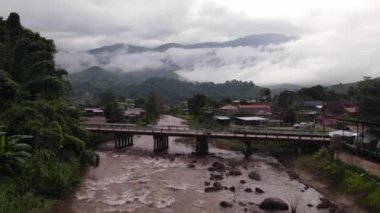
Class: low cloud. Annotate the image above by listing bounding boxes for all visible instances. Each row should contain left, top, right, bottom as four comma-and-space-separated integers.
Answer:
55, 51, 98, 72
56, 27, 380, 86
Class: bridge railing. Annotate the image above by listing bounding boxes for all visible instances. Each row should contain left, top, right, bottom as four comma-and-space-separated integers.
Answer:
84, 122, 330, 135
84, 122, 330, 141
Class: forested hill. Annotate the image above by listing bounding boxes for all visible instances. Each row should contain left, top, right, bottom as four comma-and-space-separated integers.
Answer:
127, 78, 263, 101
0, 12, 97, 211
67, 66, 264, 101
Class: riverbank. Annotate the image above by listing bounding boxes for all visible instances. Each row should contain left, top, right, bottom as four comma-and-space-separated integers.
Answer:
277, 147, 380, 213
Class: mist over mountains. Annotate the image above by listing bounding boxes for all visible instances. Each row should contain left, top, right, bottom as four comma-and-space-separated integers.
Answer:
63, 33, 298, 100
57, 33, 295, 82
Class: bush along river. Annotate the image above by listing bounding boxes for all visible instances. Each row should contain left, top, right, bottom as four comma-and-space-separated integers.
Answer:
54, 115, 344, 213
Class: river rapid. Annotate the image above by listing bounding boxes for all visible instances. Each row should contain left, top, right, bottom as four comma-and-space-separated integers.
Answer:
56, 115, 330, 213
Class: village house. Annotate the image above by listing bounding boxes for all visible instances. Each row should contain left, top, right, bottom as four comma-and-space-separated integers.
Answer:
84, 107, 104, 117
344, 125, 380, 156
124, 108, 146, 121
214, 104, 239, 116
315, 100, 357, 127
214, 103, 273, 127
299, 100, 323, 122
237, 103, 272, 117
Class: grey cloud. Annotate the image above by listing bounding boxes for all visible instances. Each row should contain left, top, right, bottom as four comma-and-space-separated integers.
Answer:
2, 0, 380, 85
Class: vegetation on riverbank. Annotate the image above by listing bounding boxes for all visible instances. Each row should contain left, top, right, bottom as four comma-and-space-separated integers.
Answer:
296, 147, 380, 211
0, 13, 98, 212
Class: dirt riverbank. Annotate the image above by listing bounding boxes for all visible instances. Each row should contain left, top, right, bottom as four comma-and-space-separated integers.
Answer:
276, 154, 366, 213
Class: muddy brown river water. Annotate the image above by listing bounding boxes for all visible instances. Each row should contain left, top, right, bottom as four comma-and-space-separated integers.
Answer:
57, 115, 329, 213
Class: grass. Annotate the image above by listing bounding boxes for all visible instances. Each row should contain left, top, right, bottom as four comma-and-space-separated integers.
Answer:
296, 147, 380, 211
248, 171, 261, 181
0, 178, 56, 213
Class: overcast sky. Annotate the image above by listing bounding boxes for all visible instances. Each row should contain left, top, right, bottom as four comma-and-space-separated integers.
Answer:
1, 0, 380, 85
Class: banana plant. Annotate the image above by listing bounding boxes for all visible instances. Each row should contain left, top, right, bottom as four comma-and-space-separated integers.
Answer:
0, 133, 33, 175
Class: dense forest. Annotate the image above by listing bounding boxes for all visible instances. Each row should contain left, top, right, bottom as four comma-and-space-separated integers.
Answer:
0, 13, 98, 211
67, 66, 264, 101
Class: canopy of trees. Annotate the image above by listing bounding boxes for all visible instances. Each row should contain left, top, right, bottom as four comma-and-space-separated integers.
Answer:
0, 13, 98, 211
355, 78, 380, 122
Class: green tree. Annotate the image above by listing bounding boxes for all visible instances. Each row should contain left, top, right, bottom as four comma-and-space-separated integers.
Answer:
104, 102, 124, 122
277, 90, 297, 109
298, 85, 325, 100
0, 13, 99, 211
0, 135, 32, 175
145, 93, 163, 121
0, 70, 19, 109
260, 88, 271, 101
134, 98, 145, 108
283, 108, 297, 124
187, 94, 209, 116
356, 78, 380, 121
97, 89, 116, 106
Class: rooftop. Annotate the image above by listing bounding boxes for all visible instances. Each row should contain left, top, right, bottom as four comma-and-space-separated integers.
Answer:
219, 104, 238, 110
236, 116, 268, 121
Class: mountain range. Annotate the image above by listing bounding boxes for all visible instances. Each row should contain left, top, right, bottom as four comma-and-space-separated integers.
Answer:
87, 33, 294, 60
66, 66, 264, 101
66, 33, 297, 100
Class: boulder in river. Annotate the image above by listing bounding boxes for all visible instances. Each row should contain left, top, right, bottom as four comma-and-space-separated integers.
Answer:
204, 181, 210, 186
210, 174, 224, 180
229, 186, 236, 192
219, 201, 233, 208
244, 188, 253, 193
229, 168, 242, 176
240, 180, 246, 184
187, 164, 195, 168
255, 187, 264, 194
213, 182, 223, 190
205, 187, 220, 192
208, 167, 215, 172
259, 197, 289, 211
212, 162, 226, 172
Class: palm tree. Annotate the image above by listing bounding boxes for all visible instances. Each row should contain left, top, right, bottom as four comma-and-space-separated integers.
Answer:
0, 133, 33, 175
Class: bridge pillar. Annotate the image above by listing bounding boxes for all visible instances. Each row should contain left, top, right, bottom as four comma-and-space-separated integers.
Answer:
153, 135, 169, 152
114, 133, 133, 149
196, 136, 208, 156
114, 133, 120, 149
244, 140, 252, 158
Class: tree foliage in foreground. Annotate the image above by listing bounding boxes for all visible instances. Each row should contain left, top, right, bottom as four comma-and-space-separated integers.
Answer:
355, 78, 380, 122
0, 12, 98, 212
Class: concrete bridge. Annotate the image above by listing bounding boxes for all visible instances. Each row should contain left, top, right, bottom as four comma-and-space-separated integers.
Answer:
85, 123, 331, 156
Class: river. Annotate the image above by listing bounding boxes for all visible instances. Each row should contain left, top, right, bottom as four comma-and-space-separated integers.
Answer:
56, 115, 330, 213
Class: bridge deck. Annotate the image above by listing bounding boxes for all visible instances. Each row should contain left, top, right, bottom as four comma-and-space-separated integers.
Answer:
85, 123, 331, 144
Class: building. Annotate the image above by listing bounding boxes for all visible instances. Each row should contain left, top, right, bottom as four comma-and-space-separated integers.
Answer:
215, 104, 239, 116
234, 116, 269, 126
316, 100, 358, 127
214, 116, 231, 126
299, 100, 323, 122
238, 103, 272, 117
84, 108, 104, 117
124, 108, 146, 120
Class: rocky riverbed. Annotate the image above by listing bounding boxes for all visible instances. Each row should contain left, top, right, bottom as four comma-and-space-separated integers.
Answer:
54, 115, 336, 212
